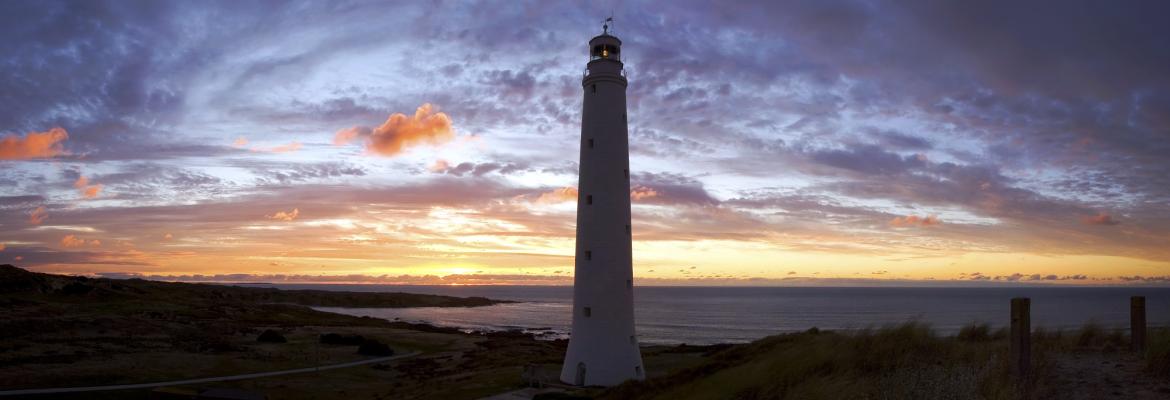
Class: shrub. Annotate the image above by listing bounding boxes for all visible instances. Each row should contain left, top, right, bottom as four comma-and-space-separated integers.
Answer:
257, 329, 287, 343
358, 339, 394, 356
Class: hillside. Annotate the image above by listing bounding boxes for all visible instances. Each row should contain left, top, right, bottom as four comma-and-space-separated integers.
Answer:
0, 264, 503, 307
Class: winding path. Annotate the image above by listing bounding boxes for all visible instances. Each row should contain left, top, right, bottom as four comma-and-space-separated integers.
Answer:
0, 351, 419, 396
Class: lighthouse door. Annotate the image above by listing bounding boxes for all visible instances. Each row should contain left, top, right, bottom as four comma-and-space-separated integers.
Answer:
575, 362, 587, 386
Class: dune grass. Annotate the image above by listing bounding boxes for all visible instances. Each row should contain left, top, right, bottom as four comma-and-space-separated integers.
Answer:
617, 322, 1170, 400
1145, 327, 1170, 376
602, 322, 1035, 400
600, 321, 1170, 400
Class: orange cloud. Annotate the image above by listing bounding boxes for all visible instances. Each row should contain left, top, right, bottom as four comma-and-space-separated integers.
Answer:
267, 208, 300, 221
890, 214, 941, 227
333, 127, 366, 146
233, 136, 301, 153
1082, 212, 1120, 226
429, 159, 451, 172
630, 186, 659, 201
164, 233, 174, 240
0, 127, 68, 159
334, 103, 454, 156
29, 206, 48, 225
267, 141, 303, 153
537, 187, 578, 204
74, 176, 103, 199
61, 235, 84, 247
61, 235, 101, 248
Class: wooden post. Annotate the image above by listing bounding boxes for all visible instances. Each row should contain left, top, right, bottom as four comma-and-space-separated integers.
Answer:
1132, 296, 1146, 354
1010, 297, 1031, 380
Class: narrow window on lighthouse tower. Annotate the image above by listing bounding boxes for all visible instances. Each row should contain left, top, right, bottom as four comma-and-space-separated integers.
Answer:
588, 139, 594, 148
584, 250, 592, 261
626, 279, 632, 289
583, 307, 592, 317
625, 224, 631, 234
591, 84, 596, 93
587, 195, 593, 205
623, 169, 629, 179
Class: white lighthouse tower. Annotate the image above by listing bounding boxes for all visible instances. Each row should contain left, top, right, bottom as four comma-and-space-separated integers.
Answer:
560, 22, 644, 387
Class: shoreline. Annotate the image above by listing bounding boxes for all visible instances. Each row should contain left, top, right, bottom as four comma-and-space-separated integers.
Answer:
312, 303, 1169, 347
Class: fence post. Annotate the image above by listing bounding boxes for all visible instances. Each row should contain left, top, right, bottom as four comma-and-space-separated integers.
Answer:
1132, 296, 1146, 354
1010, 297, 1031, 380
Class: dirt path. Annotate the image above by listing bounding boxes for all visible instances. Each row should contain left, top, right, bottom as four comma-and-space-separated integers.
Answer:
1050, 352, 1170, 399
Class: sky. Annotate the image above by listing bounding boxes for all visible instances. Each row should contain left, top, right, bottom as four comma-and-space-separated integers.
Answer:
2, 0, 1169, 285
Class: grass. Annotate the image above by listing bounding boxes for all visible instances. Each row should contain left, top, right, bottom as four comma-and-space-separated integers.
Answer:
601, 322, 1024, 400
1145, 327, 1170, 376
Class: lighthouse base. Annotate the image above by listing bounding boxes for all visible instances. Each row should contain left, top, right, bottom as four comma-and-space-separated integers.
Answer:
559, 337, 644, 387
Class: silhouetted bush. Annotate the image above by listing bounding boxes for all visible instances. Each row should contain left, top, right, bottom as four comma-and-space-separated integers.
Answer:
319, 333, 365, 345
257, 329, 287, 343
357, 339, 394, 356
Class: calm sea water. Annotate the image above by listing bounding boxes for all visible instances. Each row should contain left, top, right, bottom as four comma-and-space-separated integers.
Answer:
257, 284, 1169, 345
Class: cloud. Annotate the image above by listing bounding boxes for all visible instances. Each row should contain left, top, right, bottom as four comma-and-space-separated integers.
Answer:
333, 103, 454, 156
961, 272, 1089, 281
249, 162, 367, 184
237, 140, 303, 154
61, 235, 84, 247
0, 243, 5, 252
536, 187, 578, 204
1118, 275, 1170, 283
28, 206, 48, 225
267, 208, 300, 221
429, 159, 451, 172
630, 173, 720, 206
0, 127, 69, 160
264, 141, 303, 153
74, 176, 103, 199
630, 186, 660, 201
1082, 212, 1120, 226
890, 215, 941, 227
61, 235, 101, 248
872, 129, 932, 150
163, 233, 173, 240
436, 161, 530, 177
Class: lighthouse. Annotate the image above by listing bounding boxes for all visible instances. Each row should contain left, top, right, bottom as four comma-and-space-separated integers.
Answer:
560, 22, 644, 387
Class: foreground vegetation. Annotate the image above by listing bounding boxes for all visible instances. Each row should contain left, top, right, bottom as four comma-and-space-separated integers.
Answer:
2, 264, 1165, 399
597, 323, 1170, 400
0, 264, 545, 399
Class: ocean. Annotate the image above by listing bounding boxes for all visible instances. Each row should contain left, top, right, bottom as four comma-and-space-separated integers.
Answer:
258, 284, 1170, 345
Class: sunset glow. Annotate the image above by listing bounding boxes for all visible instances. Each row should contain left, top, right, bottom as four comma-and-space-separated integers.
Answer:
2, 2, 1168, 285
